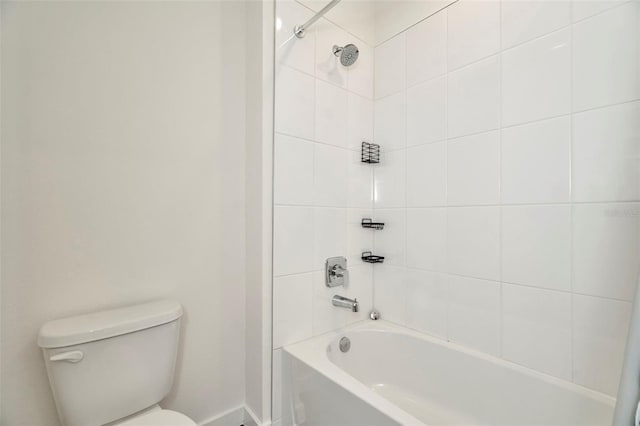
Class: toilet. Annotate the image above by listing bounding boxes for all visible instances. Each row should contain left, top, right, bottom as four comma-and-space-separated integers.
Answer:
38, 300, 197, 426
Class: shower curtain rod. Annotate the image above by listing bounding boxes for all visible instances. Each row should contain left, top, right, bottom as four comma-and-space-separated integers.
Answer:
294, 0, 342, 38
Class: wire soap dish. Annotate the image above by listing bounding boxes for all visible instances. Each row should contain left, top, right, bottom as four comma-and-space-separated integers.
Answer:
361, 142, 380, 164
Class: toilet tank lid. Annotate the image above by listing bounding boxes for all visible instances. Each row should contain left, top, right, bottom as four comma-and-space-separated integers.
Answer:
38, 300, 183, 348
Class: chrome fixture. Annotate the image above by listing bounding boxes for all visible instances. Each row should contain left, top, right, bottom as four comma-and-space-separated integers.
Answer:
332, 295, 358, 312
333, 44, 359, 66
369, 310, 380, 321
339, 337, 351, 353
294, 0, 341, 38
326, 256, 349, 287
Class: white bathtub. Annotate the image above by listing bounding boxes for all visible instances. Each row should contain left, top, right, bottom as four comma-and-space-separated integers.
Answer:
280, 321, 615, 426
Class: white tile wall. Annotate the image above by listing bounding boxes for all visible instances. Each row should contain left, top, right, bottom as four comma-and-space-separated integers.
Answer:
374, 33, 406, 98
501, 29, 571, 126
573, 295, 632, 395
502, 205, 572, 291
274, 0, 639, 406
374, 92, 406, 151
406, 142, 447, 207
406, 208, 447, 272
572, 101, 640, 202
501, 0, 571, 49
406, 269, 448, 338
447, 275, 501, 355
447, 206, 500, 281
572, 3, 639, 111
447, 0, 500, 70
501, 117, 571, 204
502, 284, 572, 379
573, 204, 640, 301
406, 77, 447, 146
273, 0, 375, 365
447, 131, 500, 205
447, 55, 500, 138
273, 273, 313, 348
371, 0, 640, 397
406, 11, 447, 86
315, 79, 348, 147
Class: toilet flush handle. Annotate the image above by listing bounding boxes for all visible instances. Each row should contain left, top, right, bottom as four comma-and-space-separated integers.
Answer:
49, 351, 83, 363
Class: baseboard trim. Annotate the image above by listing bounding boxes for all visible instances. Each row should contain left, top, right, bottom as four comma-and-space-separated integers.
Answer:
243, 404, 263, 426
199, 405, 269, 426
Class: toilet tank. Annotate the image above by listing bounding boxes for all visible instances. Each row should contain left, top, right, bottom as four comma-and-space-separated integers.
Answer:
38, 300, 184, 426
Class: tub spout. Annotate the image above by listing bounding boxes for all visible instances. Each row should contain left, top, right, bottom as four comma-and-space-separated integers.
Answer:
332, 295, 358, 312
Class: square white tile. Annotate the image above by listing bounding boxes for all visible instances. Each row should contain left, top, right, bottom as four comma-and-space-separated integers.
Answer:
502, 205, 572, 291
406, 142, 447, 207
374, 149, 406, 208
315, 80, 348, 148
406, 269, 448, 338
501, 1, 571, 49
572, 102, 640, 202
573, 3, 640, 111
447, 0, 500, 70
375, 34, 406, 99
447, 131, 500, 206
501, 117, 571, 204
347, 93, 374, 151
406, 208, 447, 272
502, 284, 571, 379
348, 150, 373, 209
447, 206, 500, 281
374, 92, 406, 152
275, 66, 315, 140
448, 56, 500, 138
273, 273, 313, 348
313, 207, 347, 269
274, 133, 314, 206
502, 29, 571, 126
406, 77, 447, 146
573, 203, 640, 301
374, 265, 407, 325
573, 294, 632, 395
314, 143, 349, 207
273, 206, 314, 276
447, 274, 501, 355
406, 10, 447, 86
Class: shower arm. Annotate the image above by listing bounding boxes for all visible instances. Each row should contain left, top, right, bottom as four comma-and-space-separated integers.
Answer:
294, 0, 342, 38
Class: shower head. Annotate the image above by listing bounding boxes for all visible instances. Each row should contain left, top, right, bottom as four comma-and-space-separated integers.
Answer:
332, 44, 359, 67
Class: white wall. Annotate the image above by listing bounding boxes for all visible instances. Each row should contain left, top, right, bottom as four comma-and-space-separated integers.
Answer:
372, 0, 640, 397
245, 0, 275, 423
1, 1, 247, 424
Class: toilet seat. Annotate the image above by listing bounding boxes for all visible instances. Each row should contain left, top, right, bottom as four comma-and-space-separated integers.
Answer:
117, 409, 197, 426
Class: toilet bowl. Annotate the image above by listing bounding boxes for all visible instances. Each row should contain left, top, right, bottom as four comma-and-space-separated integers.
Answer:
38, 300, 197, 426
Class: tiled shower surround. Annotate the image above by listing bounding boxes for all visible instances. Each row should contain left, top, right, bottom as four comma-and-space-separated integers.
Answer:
273, 0, 640, 419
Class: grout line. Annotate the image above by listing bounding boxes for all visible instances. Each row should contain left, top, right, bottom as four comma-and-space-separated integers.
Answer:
275, 200, 640, 210
399, 266, 635, 305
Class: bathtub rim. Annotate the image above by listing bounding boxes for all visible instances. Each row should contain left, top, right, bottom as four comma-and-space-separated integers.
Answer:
282, 320, 615, 425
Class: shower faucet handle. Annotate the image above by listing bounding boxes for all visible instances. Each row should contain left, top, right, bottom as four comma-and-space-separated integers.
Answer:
326, 256, 349, 287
